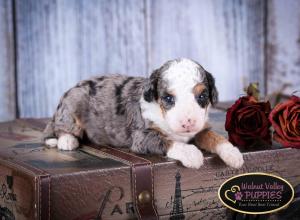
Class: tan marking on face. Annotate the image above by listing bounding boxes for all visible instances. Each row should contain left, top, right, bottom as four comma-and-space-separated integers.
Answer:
158, 90, 175, 117
192, 83, 206, 96
158, 98, 166, 117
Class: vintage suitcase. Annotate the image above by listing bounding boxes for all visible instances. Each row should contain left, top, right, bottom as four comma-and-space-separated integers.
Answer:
0, 109, 299, 220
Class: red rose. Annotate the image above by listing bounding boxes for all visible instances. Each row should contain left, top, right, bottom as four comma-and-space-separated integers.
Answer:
225, 96, 272, 147
269, 95, 300, 148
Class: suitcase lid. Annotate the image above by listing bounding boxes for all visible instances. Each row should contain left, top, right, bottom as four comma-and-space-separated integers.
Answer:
0, 118, 126, 175
0, 109, 280, 176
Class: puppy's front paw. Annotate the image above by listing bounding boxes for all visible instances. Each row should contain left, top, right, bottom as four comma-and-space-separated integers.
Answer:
57, 134, 79, 151
45, 138, 58, 148
167, 142, 204, 169
216, 142, 244, 169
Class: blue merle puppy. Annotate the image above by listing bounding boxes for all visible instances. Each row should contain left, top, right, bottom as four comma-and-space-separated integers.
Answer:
44, 58, 244, 169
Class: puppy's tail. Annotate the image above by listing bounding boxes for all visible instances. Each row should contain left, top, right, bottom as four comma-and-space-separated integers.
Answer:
43, 119, 58, 147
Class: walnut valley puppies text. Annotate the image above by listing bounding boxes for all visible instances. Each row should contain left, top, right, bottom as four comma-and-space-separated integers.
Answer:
240, 181, 283, 200
218, 173, 294, 214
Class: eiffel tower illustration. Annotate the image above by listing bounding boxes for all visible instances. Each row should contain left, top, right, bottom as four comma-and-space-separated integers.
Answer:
170, 171, 185, 220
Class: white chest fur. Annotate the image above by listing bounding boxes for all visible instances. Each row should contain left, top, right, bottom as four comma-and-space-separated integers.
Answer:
139, 97, 195, 143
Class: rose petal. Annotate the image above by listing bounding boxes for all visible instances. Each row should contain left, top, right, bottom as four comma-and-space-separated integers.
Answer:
228, 132, 248, 147
256, 112, 263, 127
288, 105, 300, 116
273, 132, 300, 148
225, 96, 272, 148
270, 96, 300, 148
279, 111, 300, 141
278, 114, 287, 134
238, 106, 266, 132
287, 112, 298, 136
291, 95, 300, 103
270, 102, 287, 118
239, 111, 258, 130
258, 111, 268, 127
263, 101, 272, 113
225, 98, 243, 130
295, 114, 300, 136
237, 107, 256, 121
270, 107, 286, 139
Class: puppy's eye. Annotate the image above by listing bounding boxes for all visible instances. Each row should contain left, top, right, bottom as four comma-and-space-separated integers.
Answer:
196, 91, 209, 107
162, 94, 175, 105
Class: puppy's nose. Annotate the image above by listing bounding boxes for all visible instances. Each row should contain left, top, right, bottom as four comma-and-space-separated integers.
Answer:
181, 118, 196, 130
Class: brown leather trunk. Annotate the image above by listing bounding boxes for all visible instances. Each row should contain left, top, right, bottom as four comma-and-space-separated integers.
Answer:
0, 109, 299, 220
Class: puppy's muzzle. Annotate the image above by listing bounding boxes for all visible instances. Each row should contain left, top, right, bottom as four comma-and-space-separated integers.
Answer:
180, 118, 196, 132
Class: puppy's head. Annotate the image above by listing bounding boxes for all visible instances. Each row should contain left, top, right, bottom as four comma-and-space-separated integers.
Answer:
143, 58, 218, 135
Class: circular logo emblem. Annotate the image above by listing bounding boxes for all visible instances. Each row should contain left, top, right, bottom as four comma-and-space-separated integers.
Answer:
218, 172, 294, 214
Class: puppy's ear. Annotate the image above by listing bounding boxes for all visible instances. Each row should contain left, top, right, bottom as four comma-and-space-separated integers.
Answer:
205, 71, 218, 106
143, 69, 160, 102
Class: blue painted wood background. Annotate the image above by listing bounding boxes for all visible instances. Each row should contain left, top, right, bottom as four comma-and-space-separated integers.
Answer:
0, 0, 299, 121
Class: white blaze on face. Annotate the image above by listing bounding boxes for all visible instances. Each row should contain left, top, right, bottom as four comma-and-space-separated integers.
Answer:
140, 58, 210, 143
163, 59, 208, 134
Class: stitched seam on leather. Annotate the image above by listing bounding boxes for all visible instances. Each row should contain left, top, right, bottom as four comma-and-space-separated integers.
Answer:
106, 146, 151, 163
39, 177, 41, 220
0, 158, 45, 176
38, 175, 51, 220
34, 177, 38, 219
133, 164, 142, 220
48, 176, 51, 220
97, 150, 132, 166
150, 164, 158, 218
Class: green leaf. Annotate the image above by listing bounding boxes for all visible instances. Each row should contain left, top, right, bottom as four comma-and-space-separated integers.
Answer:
245, 83, 260, 101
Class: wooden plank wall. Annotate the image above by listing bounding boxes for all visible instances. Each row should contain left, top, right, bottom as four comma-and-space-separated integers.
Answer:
147, 0, 266, 101
0, 0, 299, 120
0, 0, 16, 122
15, 0, 266, 118
15, 0, 147, 118
266, 0, 300, 95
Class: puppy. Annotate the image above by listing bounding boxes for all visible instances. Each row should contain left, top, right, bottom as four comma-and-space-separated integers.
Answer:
44, 58, 244, 169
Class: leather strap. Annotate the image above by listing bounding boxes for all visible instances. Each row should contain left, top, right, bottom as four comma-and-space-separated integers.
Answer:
39, 175, 51, 220
89, 145, 159, 220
